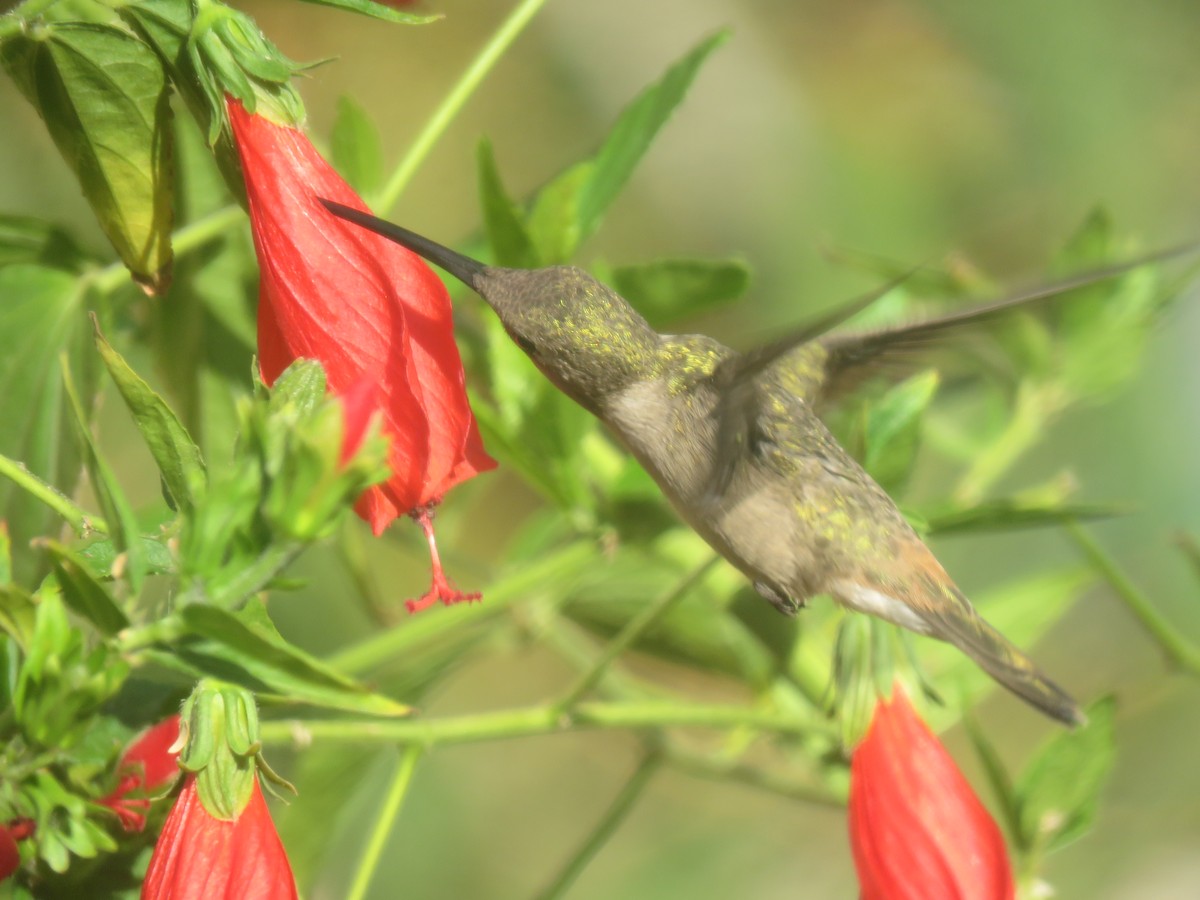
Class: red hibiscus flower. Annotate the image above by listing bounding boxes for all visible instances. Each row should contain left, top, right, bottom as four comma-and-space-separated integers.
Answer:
141, 776, 296, 900
0, 818, 35, 882
848, 686, 1015, 900
226, 97, 496, 612
103, 716, 183, 832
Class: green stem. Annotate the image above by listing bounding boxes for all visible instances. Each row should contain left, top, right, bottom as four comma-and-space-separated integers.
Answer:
345, 746, 422, 900
665, 745, 845, 807
327, 541, 594, 675
535, 754, 662, 900
554, 556, 721, 710
209, 540, 305, 608
1065, 519, 1200, 676
259, 700, 829, 749
0, 452, 107, 536
374, 0, 551, 214
92, 205, 244, 296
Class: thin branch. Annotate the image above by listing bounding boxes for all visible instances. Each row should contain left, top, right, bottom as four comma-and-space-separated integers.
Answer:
345, 746, 422, 900
259, 700, 832, 749
535, 754, 662, 900
375, 0, 552, 213
554, 556, 722, 710
1065, 519, 1200, 676
0, 452, 107, 536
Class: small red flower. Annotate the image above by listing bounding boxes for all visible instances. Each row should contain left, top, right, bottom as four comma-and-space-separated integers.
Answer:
848, 686, 1014, 900
227, 97, 496, 612
0, 819, 35, 882
103, 716, 183, 832
141, 776, 296, 900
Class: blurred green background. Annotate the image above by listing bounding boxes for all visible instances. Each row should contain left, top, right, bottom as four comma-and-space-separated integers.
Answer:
4, 0, 1200, 897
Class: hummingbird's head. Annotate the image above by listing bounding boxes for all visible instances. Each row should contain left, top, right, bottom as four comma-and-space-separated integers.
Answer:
317, 201, 660, 411
477, 265, 660, 413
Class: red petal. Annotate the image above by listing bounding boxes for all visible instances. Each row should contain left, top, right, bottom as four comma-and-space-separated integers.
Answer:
141, 777, 296, 900
848, 687, 1014, 900
0, 827, 18, 883
227, 98, 495, 533
102, 716, 183, 833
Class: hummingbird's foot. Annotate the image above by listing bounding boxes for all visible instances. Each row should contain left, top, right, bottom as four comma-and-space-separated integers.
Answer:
404, 504, 483, 614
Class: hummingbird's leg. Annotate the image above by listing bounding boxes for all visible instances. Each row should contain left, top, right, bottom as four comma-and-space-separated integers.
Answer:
754, 581, 803, 615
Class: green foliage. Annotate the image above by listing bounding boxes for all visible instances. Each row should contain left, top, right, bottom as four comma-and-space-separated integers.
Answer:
0, 21, 174, 291
0, 1, 1196, 895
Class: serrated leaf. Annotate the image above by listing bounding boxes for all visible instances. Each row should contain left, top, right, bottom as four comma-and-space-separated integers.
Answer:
44, 540, 130, 636
1015, 696, 1116, 853
477, 137, 538, 268
1, 22, 174, 291
330, 95, 384, 197
290, 0, 438, 25
61, 356, 147, 592
94, 322, 207, 513
179, 599, 410, 717
0, 266, 94, 576
574, 30, 729, 242
608, 257, 750, 327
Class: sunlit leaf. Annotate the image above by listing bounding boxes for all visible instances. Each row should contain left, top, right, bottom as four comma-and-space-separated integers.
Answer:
1015, 696, 1116, 853
1, 22, 173, 291
331, 95, 384, 197
607, 257, 751, 328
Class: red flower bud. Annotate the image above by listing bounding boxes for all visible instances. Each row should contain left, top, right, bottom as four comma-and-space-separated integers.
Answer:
141, 776, 296, 900
103, 715, 183, 832
227, 97, 496, 611
848, 687, 1014, 900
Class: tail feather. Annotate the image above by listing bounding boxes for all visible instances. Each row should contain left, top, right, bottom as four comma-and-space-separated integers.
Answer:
935, 605, 1086, 726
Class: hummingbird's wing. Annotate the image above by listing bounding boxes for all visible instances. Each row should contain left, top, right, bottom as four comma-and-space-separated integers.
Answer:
701, 273, 917, 502
834, 537, 1086, 726
814, 242, 1196, 407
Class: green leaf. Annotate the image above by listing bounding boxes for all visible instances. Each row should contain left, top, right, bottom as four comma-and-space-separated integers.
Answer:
923, 499, 1126, 536
477, 137, 539, 268
0, 266, 93, 573
331, 95, 384, 197
574, 30, 729, 242
0, 215, 90, 271
78, 536, 175, 577
94, 321, 208, 514
61, 356, 147, 592
527, 161, 593, 264
179, 599, 410, 717
964, 716, 1020, 841
290, 0, 438, 25
43, 540, 130, 636
862, 370, 939, 492
1, 22, 174, 292
607, 257, 751, 327
1015, 696, 1116, 853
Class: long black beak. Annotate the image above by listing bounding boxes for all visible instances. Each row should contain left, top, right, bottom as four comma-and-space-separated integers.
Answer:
320, 199, 487, 290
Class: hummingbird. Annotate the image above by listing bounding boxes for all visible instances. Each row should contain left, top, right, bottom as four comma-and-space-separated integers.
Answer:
322, 199, 1181, 726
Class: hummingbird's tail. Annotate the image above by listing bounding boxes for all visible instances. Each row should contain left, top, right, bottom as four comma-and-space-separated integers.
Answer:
928, 597, 1087, 727
319, 200, 488, 290
838, 544, 1086, 726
